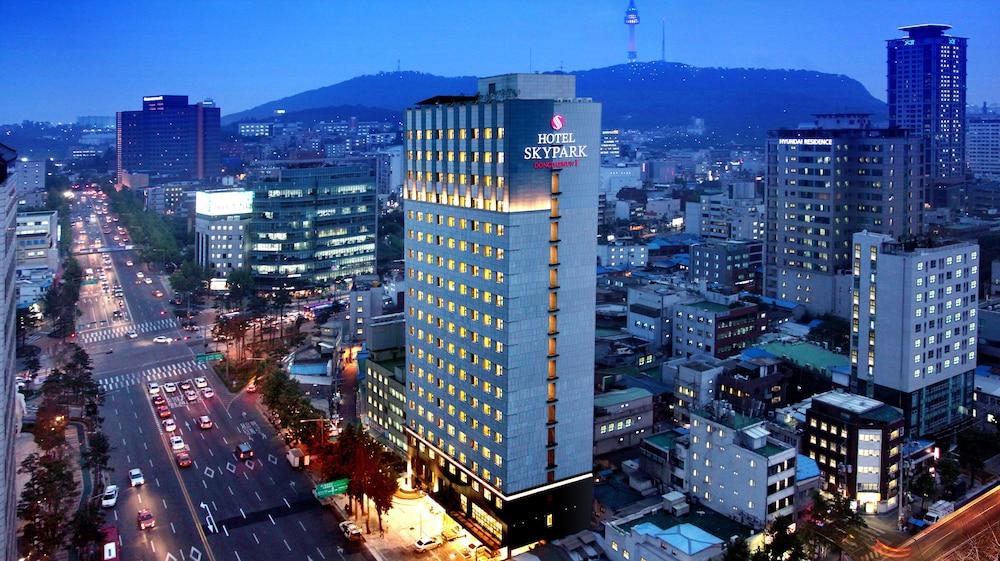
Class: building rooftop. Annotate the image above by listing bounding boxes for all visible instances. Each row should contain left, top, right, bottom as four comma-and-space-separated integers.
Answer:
796, 454, 821, 482
369, 355, 406, 373
617, 507, 753, 542
632, 522, 723, 556
643, 429, 687, 452
758, 341, 849, 374
692, 408, 758, 431
813, 390, 885, 414
682, 300, 731, 314
756, 442, 791, 459
595, 387, 653, 408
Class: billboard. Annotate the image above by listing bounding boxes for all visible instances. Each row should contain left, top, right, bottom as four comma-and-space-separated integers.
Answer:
195, 190, 253, 216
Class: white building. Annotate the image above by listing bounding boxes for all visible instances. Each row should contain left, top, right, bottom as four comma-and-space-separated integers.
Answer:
598, 242, 648, 268
851, 231, 978, 437
669, 357, 725, 425
697, 192, 764, 242
403, 74, 598, 552
15, 210, 60, 307
967, 114, 1000, 179
626, 285, 696, 348
13, 159, 45, 207
1, 145, 22, 561
193, 190, 251, 278
347, 275, 385, 341
686, 406, 797, 529
238, 123, 273, 137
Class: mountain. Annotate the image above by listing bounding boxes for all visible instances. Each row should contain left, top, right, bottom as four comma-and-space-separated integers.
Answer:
224, 63, 886, 141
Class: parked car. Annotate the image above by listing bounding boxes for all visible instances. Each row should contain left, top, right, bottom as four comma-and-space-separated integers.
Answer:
147, 382, 160, 395
179, 380, 192, 391
162, 382, 177, 393
201, 387, 215, 399
156, 405, 171, 419
414, 536, 442, 552
184, 390, 198, 402
339, 521, 363, 541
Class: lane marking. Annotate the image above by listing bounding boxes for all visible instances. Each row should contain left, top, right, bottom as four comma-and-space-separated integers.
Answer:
255, 491, 262, 502
283, 540, 291, 552
171, 522, 176, 534
240, 508, 246, 519
253, 533, 259, 545
268, 514, 276, 525
298, 520, 306, 532
162, 498, 168, 510
283, 498, 291, 508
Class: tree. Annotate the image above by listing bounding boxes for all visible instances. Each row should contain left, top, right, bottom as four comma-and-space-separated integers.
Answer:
723, 537, 751, 561
18, 452, 78, 561
23, 345, 42, 376
939, 458, 961, 491
69, 504, 106, 561
82, 432, 113, 487
225, 268, 255, 310
958, 429, 995, 485
272, 290, 292, 341
369, 448, 401, 533
17, 307, 40, 347
911, 472, 937, 510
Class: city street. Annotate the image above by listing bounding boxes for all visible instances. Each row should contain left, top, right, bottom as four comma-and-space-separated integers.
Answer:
71, 194, 360, 561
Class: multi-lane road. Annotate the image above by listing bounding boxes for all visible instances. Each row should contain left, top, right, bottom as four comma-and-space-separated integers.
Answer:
70, 194, 360, 561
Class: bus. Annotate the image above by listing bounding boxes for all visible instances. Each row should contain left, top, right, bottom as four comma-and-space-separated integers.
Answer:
100, 525, 120, 561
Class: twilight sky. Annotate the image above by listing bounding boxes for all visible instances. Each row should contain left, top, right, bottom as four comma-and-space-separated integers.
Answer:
1, 0, 998, 124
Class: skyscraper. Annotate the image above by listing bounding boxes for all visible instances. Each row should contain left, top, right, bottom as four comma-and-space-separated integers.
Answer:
764, 114, 924, 317
247, 164, 376, 291
116, 95, 221, 184
851, 231, 978, 437
403, 74, 599, 553
0, 144, 20, 561
887, 24, 967, 183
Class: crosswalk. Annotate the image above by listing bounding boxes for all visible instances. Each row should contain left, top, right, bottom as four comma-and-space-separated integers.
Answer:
97, 359, 210, 392
79, 318, 180, 343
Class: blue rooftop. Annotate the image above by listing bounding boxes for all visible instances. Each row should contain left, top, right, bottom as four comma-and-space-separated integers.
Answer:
796, 454, 821, 482
632, 522, 723, 555
741, 347, 777, 360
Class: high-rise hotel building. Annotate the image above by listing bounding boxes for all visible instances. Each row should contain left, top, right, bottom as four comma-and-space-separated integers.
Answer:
403, 74, 599, 553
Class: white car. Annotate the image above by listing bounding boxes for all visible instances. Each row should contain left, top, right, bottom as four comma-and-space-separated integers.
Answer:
136, 272, 144, 279
147, 382, 160, 395
127, 331, 138, 339
163, 382, 178, 393
125, 260, 133, 267
169, 436, 185, 451
153, 336, 172, 344
144, 278, 153, 285
184, 390, 198, 402
100, 485, 119, 508
201, 388, 215, 399
193, 377, 208, 388
128, 468, 145, 487
414, 536, 442, 552
162, 418, 176, 432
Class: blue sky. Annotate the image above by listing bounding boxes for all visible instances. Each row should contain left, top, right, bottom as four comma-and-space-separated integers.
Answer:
1, 0, 997, 123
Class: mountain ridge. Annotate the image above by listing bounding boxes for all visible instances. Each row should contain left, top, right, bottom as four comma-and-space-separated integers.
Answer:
223, 62, 886, 141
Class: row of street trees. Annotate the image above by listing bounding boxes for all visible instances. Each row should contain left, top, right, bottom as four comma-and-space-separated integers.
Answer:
43, 257, 83, 339
18, 344, 111, 561
103, 187, 182, 265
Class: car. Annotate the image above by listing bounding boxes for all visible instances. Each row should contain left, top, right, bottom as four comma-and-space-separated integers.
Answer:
175, 451, 192, 468
147, 382, 160, 395
136, 272, 144, 279
162, 382, 177, 393
100, 485, 119, 508
162, 419, 176, 432
414, 536, 443, 552
169, 436, 185, 451
246, 382, 257, 393
152, 290, 164, 298
144, 278, 153, 285
151, 395, 166, 406
179, 380, 192, 391
193, 377, 208, 388
127, 331, 138, 339
125, 260, 133, 267
201, 388, 215, 399
137, 509, 155, 530
153, 336, 172, 344
235, 442, 254, 460
441, 525, 467, 542
156, 405, 172, 419
197, 415, 213, 429
184, 390, 198, 402
128, 468, 144, 487
339, 521, 363, 541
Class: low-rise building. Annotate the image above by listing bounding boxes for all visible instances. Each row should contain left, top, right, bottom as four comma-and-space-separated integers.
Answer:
594, 388, 655, 456
15, 210, 60, 307
639, 429, 689, 493
717, 355, 789, 417
670, 357, 725, 425
347, 275, 385, 342
802, 391, 903, 514
686, 405, 797, 529
598, 242, 649, 269
627, 285, 695, 349
688, 240, 762, 292
672, 298, 765, 360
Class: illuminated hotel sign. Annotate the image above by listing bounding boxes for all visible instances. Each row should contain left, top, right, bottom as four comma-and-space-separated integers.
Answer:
195, 190, 253, 216
778, 138, 833, 146
524, 114, 590, 169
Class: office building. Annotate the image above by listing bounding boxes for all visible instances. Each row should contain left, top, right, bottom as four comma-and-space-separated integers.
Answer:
967, 114, 1000, 179
627, 285, 695, 349
403, 74, 599, 552
696, 192, 764, 242
851, 231, 977, 437
671, 356, 725, 425
888, 24, 967, 182
15, 210, 60, 308
593, 387, 654, 456
347, 275, 385, 341
361, 315, 408, 458
238, 123, 273, 138
764, 114, 925, 316
194, 190, 252, 277
248, 164, 376, 291
672, 296, 765, 360
597, 241, 648, 268
802, 391, 903, 514
1, 145, 21, 561
688, 240, 761, 292
116, 95, 221, 183
13, 159, 45, 208
686, 406, 796, 529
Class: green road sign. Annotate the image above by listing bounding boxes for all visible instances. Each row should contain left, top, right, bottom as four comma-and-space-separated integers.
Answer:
315, 478, 349, 498
196, 352, 224, 363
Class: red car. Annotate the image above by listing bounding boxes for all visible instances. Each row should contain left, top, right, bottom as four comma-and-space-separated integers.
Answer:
156, 405, 171, 419
152, 395, 166, 406
175, 451, 192, 468
137, 509, 155, 530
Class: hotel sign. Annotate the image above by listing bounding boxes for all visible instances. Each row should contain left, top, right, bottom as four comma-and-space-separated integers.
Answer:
523, 114, 589, 169
778, 138, 833, 146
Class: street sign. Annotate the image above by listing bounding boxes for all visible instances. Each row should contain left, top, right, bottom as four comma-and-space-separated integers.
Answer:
196, 352, 224, 363
315, 478, 349, 498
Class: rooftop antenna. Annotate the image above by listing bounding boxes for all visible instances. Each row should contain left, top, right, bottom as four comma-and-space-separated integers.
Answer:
661, 17, 666, 61
529, 49, 533, 73
396, 59, 400, 72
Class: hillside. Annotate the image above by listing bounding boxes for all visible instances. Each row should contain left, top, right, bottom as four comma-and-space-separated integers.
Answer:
224, 63, 886, 142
